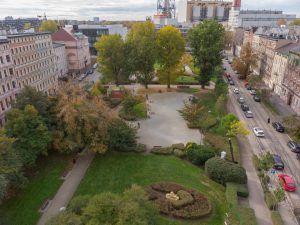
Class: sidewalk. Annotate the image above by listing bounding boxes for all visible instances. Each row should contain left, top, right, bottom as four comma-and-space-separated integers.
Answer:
269, 92, 296, 117
37, 151, 95, 225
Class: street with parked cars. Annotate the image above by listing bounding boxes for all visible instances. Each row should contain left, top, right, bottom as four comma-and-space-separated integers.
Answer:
224, 55, 300, 225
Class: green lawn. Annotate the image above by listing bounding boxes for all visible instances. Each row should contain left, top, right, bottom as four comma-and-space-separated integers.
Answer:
75, 153, 227, 225
0, 153, 72, 225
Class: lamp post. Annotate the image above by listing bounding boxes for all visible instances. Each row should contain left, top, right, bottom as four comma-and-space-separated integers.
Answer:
228, 138, 234, 162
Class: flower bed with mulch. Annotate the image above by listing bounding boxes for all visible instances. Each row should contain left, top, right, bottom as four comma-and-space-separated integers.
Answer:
146, 182, 212, 220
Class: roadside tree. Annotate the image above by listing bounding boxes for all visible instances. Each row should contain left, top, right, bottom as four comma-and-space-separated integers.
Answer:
95, 34, 128, 86
232, 42, 258, 79
157, 26, 185, 88
188, 20, 225, 88
289, 19, 300, 26
126, 21, 157, 88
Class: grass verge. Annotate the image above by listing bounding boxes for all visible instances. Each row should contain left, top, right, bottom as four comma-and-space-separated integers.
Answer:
0, 153, 72, 225
75, 153, 227, 225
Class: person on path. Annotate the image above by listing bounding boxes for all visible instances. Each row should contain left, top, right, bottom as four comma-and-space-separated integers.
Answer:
137, 122, 140, 129
267, 118, 270, 124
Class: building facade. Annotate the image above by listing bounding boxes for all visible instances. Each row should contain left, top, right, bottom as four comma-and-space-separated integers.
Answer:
8, 33, 58, 95
52, 27, 91, 74
178, 0, 232, 23
281, 48, 300, 115
53, 42, 68, 77
0, 37, 18, 125
270, 52, 288, 94
0, 17, 41, 31
228, 10, 296, 29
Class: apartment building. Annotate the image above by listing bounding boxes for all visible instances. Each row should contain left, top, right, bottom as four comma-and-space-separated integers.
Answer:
8, 32, 58, 95
52, 27, 91, 74
53, 42, 68, 77
0, 37, 18, 125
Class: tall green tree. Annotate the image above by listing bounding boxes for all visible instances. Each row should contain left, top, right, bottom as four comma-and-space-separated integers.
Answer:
126, 21, 157, 88
188, 20, 225, 88
5, 105, 50, 166
232, 42, 258, 79
95, 34, 127, 86
13, 86, 56, 129
157, 26, 185, 88
39, 20, 58, 33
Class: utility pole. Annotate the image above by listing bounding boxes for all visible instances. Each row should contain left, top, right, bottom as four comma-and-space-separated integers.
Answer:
228, 138, 235, 162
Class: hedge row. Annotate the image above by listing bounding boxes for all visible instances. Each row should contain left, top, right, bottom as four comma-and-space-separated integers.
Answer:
271, 211, 284, 225
239, 208, 257, 225
227, 183, 249, 198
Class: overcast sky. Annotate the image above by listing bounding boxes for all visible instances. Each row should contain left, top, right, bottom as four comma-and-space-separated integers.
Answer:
0, 0, 299, 21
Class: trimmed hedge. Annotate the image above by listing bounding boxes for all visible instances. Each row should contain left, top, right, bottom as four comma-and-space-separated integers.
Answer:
264, 191, 277, 210
170, 190, 194, 209
205, 157, 247, 185
151, 147, 173, 155
186, 143, 215, 166
271, 211, 284, 225
239, 207, 257, 225
227, 183, 249, 198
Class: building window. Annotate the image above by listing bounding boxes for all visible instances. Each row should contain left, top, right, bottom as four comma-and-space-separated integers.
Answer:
9, 68, 13, 76
0, 57, 3, 64
2, 85, 5, 93
0, 101, 4, 111
6, 55, 10, 63
12, 81, 16, 89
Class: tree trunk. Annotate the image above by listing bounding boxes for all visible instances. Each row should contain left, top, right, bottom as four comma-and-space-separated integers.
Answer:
167, 71, 171, 89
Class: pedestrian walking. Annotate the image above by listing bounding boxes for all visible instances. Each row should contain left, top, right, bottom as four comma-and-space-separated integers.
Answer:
267, 118, 270, 124
137, 122, 140, 129
72, 158, 76, 164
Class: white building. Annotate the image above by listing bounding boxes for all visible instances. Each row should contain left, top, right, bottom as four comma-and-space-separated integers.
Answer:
228, 10, 296, 29
53, 42, 68, 77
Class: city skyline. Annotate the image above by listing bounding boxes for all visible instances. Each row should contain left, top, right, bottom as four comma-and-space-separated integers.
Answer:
0, 0, 299, 21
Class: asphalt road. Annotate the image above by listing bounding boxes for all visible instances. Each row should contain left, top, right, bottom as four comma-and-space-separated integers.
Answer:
224, 58, 299, 225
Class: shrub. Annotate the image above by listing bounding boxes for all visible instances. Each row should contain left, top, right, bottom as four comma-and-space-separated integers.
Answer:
151, 147, 173, 155
102, 97, 122, 108
68, 195, 90, 215
172, 143, 185, 150
205, 157, 247, 185
173, 149, 186, 158
264, 191, 277, 210
227, 183, 249, 198
133, 102, 147, 118
271, 211, 284, 225
176, 75, 198, 85
252, 155, 260, 171
186, 143, 215, 166
108, 119, 137, 151
169, 190, 194, 209
134, 143, 147, 153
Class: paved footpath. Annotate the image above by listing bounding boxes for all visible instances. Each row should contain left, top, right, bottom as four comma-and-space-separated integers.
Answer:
37, 151, 95, 225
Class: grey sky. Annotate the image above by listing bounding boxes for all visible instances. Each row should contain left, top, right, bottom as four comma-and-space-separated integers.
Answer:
0, 0, 299, 21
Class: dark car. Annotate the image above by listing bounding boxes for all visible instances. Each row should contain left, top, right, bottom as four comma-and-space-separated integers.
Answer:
287, 141, 300, 153
241, 104, 249, 111
246, 85, 252, 90
253, 95, 261, 102
272, 154, 284, 170
87, 69, 94, 75
229, 80, 235, 85
272, 122, 285, 133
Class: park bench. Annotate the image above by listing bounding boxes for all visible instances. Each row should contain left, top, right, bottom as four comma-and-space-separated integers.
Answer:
177, 85, 190, 89
40, 199, 51, 212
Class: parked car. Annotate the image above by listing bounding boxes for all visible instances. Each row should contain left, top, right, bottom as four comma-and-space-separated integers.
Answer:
244, 110, 254, 118
238, 97, 245, 104
229, 80, 235, 85
253, 95, 261, 102
87, 69, 94, 75
287, 141, 300, 153
250, 90, 256, 95
228, 60, 232, 64
272, 122, 285, 133
223, 67, 226, 70
233, 87, 239, 94
246, 85, 252, 90
92, 63, 98, 69
253, 127, 264, 137
278, 174, 296, 192
241, 104, 249, 111
272, 155, 284, 170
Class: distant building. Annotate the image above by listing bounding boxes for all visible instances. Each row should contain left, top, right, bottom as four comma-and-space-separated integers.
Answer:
52, 27, 91, 74
76, 24, 128, 55
0, 36, 18, 125
53, 42, 68, 77
93, 17, 100, 23
177, 0, 232, 23
0, 17, 41, 31
228, 10, 296, 29
8, 32, 58, 95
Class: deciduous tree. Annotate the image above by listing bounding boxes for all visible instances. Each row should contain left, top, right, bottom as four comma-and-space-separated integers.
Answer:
289, 19, 300, 26
188, 20, 225, 88
5, 105, 50, 166
39, 20, 58, 33
95, 34, 127, 86
232, 42, 258, 79
157, 26, 185, 88
126, 21, 157, 88
227, 121, 250, 137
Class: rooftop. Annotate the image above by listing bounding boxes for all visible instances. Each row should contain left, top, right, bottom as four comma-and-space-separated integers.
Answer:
53, 42, 65, 48
7, 32, 50, 38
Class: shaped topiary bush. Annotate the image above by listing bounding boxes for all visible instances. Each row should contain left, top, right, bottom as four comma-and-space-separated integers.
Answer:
186, 143, 215, 166
205, 157, 247, 185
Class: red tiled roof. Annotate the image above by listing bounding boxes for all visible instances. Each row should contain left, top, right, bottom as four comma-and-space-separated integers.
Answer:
52, 29, 76, 42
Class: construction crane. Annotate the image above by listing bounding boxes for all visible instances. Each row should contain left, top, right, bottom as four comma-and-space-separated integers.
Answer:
157, 0, 176, 19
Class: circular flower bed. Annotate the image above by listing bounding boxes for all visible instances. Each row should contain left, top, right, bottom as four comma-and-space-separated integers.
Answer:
146, 182, 212, 219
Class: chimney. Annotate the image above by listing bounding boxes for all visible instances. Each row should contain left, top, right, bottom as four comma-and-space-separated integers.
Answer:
232, 0, 241, 8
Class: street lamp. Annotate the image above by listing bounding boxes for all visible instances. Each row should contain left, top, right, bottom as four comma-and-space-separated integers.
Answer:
228, 138, 235, 162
